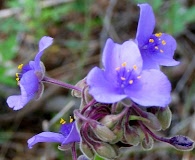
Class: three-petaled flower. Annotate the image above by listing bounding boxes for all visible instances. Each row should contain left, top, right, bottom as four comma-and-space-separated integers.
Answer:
87, 38, 171, 107
28, 121, 80, 149
7, 36, 53, 110
135, 3, 179, 69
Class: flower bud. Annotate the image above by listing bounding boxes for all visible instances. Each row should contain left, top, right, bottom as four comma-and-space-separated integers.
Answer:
80, 141, 94, 159
156, 106, 172, 130
111, 125, 123, 143
141, 136, 154, 150
90, 123, 117, 142
142, 112, 162, 131
71, 78, 86, 98
94, 142, 118, 159
77, 155, 90, 160
100, 114, 121, 129
169, 135, 194, 151
124, 125, 140, 146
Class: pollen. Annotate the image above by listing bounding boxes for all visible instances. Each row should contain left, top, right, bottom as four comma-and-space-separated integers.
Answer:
162, 40, 166, 45
18, 64, 23, 70
155, 32, 162, 37
70, 116, 74, 123
129, 80, 133, 84
155, 46, 159, 50
137, 75, 141, 79
60, 118, 66, 124
160, 49, 164, 53
133, 65, 138, 70
121, 77, 126, 81
121, 62, 127, 67
115, 67, 120, 71
149, 39, 154, 43
16, 77, 20, 81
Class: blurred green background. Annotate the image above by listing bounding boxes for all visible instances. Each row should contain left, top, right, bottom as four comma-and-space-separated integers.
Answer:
0, 0, 195, 159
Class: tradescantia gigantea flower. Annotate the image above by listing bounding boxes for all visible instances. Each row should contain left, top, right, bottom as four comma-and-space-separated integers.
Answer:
6, 36, 53, 110
135, 3, 179, 69
28, 119, 80, 149
87, 38, 171, 107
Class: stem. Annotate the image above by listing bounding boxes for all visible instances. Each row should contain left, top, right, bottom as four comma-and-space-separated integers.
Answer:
132, 103, 148, 118
71, 143, 77, 160
140, 122, 170, 143
42, 76, 82, 92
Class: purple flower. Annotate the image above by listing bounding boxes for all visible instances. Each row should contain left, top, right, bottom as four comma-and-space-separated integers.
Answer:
87, 38, 171, 107
135, 3, 179, 69
7, 36, 53, 110
28, 121, 80, 149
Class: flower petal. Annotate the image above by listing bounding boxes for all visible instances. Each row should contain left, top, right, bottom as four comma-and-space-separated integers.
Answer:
34, 36, 53, 70
151, 33, 179, 66
87, 67, 127, 103
62, 122, 80, 145
136, 3, 155, 47
125, 69, 171, 107
102, 39, 142, 76
27, 132, 64, 149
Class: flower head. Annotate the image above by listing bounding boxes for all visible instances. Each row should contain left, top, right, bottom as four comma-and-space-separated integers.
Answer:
135, 3, 179, 69
28, 121, 80, 149
7, 36, 53, 110
87, 38, 171, 107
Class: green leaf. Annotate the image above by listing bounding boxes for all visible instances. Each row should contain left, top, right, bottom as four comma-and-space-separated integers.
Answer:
94, 154, 105, 160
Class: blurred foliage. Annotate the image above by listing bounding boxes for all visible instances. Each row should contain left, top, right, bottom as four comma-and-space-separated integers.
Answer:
0, 0, 102, 86
133, 0, 195, 35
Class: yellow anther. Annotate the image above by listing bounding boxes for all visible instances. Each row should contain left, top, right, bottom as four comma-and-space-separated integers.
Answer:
18, 64, 23, 70
16, 77, 20, 82
155, 46, 158, 50
160, 49, 164, 53
162, 40, 166, 45
121, 77, 126, 81
133, 65, 138, 70
60, 118, 66, 124
149, 39, 154, 43
115, 67, 120, 71
155, 32, 162, 37
121, 62, 127, 67
129, 80, 133, 84
70, 116, 74, 123
137, 75, 141, 79
16, 73, 19, 78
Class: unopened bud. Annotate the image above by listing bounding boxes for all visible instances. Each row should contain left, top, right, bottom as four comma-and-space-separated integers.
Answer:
142, 112, 162, 131
141, 137, 154, 150
90, 123, 117, 142
111, 125, 123, 143
77, 155, 90, 160
169, 135, 194, 151
80, 141, 94, 159
156, 106, 172, 130
94, 142, 118, 159
141, 136, 154, 150
100, 114, 121, 129
71, 78, 86, 98
124, 125, 140, 146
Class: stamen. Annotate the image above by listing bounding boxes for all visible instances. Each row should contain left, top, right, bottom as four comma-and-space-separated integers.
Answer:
155, 32, 162, 37
155, 46, 158, 50
121, 62, 127, 67
70, 116, 74, 123
133, 65, 138, 70
18, 64, 23, 70
60, 118, 66, 124
16, 73, 19, 78
149, 39, 154, 43
162, 40, 166, 45
137, 75, 141, 79
129, 80, 133, 84
121, 77, 126, 81
16, 78, 20, 81
115, 67, 120, 71
160, 49, 164, 53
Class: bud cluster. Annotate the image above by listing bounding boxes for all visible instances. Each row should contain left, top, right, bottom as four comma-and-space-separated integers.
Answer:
73, 79, 194, 159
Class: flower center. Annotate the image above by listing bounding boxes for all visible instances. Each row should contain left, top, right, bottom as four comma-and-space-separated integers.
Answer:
115, 62, 141, 88
142, 32, 166, 53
